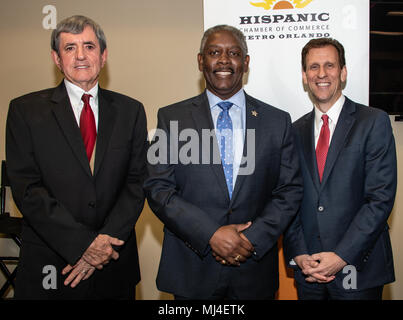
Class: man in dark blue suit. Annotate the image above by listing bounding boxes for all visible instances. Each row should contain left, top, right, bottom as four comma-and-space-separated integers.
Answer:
144, 25, 303, 299
283, 38, 397, 300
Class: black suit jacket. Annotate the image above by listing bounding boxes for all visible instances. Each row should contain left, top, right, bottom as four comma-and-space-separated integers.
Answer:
144, 91, 303, 299
284, 97, 397, 292
6, 82, 148, 299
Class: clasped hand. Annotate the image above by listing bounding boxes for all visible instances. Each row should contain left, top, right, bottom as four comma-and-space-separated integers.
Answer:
62, 234, 124, 288
209, 222, 254, 266
294, 252, 347, 283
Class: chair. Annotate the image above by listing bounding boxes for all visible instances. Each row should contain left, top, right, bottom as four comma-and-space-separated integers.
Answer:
0, 160, 22, 299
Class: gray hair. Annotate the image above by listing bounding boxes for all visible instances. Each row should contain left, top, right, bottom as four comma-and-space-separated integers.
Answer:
51, 15, 107, 55
200, 25, 248, 57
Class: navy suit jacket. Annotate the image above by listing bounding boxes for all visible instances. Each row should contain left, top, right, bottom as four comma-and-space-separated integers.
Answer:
284, 97, 397, 291
6, 82, 148, 299
144, 91, 303, 299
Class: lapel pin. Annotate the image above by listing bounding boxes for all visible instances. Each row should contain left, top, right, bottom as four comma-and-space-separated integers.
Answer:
251, 110, 258, 117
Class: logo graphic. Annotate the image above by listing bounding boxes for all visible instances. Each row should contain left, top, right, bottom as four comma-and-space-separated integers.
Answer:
250, 0, 313, 10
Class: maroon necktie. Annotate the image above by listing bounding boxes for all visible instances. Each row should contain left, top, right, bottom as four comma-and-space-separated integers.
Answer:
316, 114, 329, 183
80, 94, 96, 161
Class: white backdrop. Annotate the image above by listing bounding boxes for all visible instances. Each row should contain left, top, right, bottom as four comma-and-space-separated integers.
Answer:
203, 0, 369, 120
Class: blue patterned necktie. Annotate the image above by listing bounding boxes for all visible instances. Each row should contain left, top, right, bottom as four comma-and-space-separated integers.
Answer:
217, 101, 234, 198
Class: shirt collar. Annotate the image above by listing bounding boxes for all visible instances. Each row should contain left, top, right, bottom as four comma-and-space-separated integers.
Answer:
314, 94, 345, 127
64, 79, 99, 107
206, 88, 245, 110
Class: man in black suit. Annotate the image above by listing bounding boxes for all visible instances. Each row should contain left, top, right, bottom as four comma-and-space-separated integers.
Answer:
6, 15, 148, 299
283, 38, 397, 300
144, 25, 303, 299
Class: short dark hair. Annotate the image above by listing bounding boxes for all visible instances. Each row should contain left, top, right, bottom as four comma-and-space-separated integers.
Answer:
200, 24, 248, 58
301, 38, 345, 71
51, 15, 107, 55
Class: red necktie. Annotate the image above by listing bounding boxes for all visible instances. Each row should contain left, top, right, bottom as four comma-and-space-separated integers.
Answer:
316, 114, 329, 183
80, 94, 96, 161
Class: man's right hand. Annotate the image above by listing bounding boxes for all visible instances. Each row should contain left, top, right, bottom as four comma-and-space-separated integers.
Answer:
209, 222, 254, 266
62, 258, 95, 288
61, 234, 124, 288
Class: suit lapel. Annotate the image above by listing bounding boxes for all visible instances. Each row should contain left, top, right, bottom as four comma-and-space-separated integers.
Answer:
230, 93, 259, 203
320, 98, 356, 187
51, 82, 92, 177
191, 92, 230, 201
301, 110, 321, 191
94, 88, 117, 176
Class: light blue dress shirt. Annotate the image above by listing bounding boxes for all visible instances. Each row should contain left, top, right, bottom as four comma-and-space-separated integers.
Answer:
206, 89, 246, 191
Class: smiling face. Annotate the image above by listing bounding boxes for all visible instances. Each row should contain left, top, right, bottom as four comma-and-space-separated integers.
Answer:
198, 30, 249, 100
51, 25, 107, 91
302, 45, 347, 113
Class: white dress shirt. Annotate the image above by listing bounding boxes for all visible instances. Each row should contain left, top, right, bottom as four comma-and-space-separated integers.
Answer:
314, 95, 345, 148
64, 79, 99, 132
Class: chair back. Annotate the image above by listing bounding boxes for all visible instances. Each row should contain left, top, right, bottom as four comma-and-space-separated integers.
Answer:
0, 161, 21, 299
1, 160, 9, 216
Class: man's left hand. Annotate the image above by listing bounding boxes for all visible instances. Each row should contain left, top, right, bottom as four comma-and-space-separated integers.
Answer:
302, 252, 347, 280
82, 234, 124, 269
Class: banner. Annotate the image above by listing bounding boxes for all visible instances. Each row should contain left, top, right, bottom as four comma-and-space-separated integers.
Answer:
203, 0, 369, 120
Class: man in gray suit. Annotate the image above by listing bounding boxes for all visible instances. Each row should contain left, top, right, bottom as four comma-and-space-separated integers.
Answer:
144, 25, 303, 299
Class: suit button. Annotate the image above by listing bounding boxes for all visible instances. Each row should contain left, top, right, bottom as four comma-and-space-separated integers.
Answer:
318, 206, 324, 212
88, 201, 96, 208
228, 209, 233, 214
